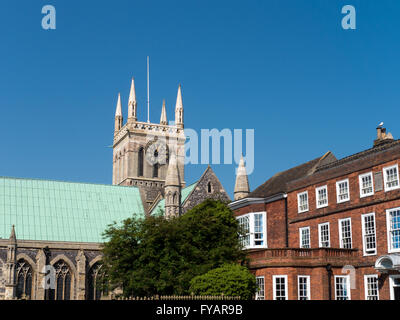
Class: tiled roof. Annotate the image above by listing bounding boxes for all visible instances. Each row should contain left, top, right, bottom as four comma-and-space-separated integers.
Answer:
249, 152, 336, 198
150, 182, 198, 216
315, 139, 400, 173
0, 177, 145, 243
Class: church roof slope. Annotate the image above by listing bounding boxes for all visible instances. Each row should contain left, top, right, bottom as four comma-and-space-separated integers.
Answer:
0, 177, 145, 243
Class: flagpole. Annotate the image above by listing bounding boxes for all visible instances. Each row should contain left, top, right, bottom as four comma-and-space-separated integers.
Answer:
147, 56, 150, 123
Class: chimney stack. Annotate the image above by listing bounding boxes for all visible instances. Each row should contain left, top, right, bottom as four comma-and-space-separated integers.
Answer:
374, 123, 394, 147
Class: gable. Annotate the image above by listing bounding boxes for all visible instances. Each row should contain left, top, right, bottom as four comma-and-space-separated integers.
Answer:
182, 166, 231, 214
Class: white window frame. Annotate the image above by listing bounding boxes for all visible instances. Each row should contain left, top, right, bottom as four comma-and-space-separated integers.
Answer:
299, 227, 311, 248
336, 179, 350, 203
237, 214, 250, 248
361, 213, 377, 256
389, 275, 400, 300
318, 222, 330, 248
236, 212, 267, 250
297, 275, 311, 300
386, 207, 400, 253
334, 275, 351, 300
273, 275, 288, 300
297, 191, 309, 213
338, 218, 352, 249
364, 275, 379, 300
359, 172, 374, 198
383, 164, 400, 192
255, 276, 265, 300
316, 185, 328, 209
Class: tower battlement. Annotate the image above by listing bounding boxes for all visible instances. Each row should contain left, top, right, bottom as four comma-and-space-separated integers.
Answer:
112, 78, 185, 213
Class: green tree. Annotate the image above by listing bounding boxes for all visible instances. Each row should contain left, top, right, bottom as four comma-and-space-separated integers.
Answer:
101, 199, 246, 297
189, 264, 256, 300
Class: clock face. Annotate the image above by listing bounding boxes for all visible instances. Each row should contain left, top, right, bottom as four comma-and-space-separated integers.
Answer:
145, 140, 168, 165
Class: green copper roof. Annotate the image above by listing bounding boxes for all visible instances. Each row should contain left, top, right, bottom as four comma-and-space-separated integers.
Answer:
0, 177, 145, 243
151, 182, 198, 216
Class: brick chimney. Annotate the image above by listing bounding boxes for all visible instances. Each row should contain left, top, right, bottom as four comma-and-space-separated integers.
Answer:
374, 124, 394, 147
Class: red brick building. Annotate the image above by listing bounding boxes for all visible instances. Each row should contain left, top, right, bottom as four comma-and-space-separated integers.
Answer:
230, 126, 400, 300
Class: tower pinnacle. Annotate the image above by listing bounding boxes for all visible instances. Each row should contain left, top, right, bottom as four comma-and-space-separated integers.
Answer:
114, 93, 123, 134
160, 99, 168, 125
128, 78, 137, 121
175, 85, 184, 129
165, 152, 181, 219
234, 155, 250, 200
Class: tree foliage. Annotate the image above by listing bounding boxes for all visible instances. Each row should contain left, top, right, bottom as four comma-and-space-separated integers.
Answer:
101, 200, 246, 297
189, 264, 256, 300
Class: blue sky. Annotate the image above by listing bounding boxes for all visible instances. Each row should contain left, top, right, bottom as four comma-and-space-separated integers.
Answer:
1, 0, 400, 198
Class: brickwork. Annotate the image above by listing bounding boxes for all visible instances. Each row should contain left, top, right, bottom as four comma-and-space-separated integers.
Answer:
231, 134, 400, 300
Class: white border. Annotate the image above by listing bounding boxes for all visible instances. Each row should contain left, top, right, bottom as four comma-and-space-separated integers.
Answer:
361, 213, 377, 256
316, 185, 328, 209
364, 274, 379, 300
297, 275, 311, 300
338, 218, 352, 249
383, 164, 400, 192
297, 191, 309, 213
318, 222, 330, 248
359, 172, 374, 198
336, 178, 350, 203
273, 275, 288, 300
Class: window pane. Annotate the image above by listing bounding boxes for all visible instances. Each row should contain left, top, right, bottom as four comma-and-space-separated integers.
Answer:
390, 209, 400, 250
341, 219, 352, 249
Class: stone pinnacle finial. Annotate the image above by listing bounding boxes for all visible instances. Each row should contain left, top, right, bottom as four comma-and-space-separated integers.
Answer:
160, 99, 168, 125
175, 85, 184, 128
128, 78, 137, 121
165, 152, 180, 187
234, 155, 250, 201
115, 93, 122, 117
9, 225, 16, 243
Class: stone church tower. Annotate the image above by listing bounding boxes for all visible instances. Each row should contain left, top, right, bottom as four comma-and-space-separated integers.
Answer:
113, 78, 186, 211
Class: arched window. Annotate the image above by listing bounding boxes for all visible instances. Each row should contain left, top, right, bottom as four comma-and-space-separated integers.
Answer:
208, 182, 212, 193
153, 163, 159, 178
87, 263, 107, 300
16, 259, 33, 299
138, 147, 144, 177
51, 260, 72, 300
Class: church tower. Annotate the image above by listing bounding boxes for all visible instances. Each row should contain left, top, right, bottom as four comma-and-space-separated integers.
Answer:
112, 78, 186, 212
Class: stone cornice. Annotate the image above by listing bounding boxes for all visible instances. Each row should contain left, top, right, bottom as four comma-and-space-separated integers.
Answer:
0, 239, 102, 250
